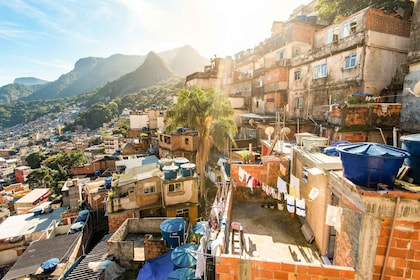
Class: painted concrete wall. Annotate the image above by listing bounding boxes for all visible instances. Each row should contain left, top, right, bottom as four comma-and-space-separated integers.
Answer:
401, 71, 420, 132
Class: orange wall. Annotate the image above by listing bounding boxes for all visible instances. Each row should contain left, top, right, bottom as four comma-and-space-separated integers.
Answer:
216, 256, 355, 280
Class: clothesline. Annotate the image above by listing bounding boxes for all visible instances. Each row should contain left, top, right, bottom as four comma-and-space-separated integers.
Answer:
235, 165, 360, 216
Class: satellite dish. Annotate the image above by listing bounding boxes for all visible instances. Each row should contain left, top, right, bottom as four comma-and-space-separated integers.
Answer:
413, 81, 420, 97
280, 127, 291, 139
280, 127, 291, 135
265, 126, 274, 141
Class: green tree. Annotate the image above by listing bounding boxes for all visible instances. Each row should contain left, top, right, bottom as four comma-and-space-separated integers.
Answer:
26, 167, 55, 189
44, 150, 89, 170
315, 0, 413, 23
165, 86, 237, 199
26, 152, 46, 169
75, 102, 114, 129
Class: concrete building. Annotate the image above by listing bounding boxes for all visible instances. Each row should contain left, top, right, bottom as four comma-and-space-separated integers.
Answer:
14, 188, 50, 214
401, 0, 420, 133
106, 163, 163, 232
157, 130, 198, 161
103, 135, 120, 155
290, 146, 420, 280
289, 7, 411, 122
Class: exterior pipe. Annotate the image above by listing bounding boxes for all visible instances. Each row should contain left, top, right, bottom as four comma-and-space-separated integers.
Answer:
393, 127, 398, 147
380, 196, 400, 280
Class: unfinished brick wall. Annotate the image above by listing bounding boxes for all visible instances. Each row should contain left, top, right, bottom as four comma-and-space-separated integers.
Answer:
108, 209, 139, 232
230, 161, 283, 189
144, 234, 169, 260
367, 8, 411, 37
373, 219, 420, 279
216, 256, 356, 280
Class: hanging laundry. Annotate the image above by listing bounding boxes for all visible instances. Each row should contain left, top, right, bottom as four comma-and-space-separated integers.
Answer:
277, 177, 288, 197
296, 198, 306, 217
247, 175, 254, 189
290, 174, 300, 198
195, 236, 207, 278
286, 195, 295, 213
334, 207, 342, 232
238, 167, 245, 182
326, 205, 342, 232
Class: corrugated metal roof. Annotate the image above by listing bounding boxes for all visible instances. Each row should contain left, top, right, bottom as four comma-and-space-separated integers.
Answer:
65, 234, 111, 280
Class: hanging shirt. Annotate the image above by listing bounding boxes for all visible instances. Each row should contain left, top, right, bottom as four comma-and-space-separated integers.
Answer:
195, 236, 207, 278
296, 198, 306, 217
326, 205, 342, 232
238, 167, 245, 182
286, 195, 295, 213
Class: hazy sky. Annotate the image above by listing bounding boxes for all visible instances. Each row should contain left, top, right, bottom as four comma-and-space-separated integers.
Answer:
0, 0, 312, 87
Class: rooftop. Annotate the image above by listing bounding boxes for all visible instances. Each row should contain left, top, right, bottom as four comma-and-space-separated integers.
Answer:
0, 207, 67, 240
230, 200, 322, 264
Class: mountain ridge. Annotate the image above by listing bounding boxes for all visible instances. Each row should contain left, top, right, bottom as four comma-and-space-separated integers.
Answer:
0, 45, 208, 102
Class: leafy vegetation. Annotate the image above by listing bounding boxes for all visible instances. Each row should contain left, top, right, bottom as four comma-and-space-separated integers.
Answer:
26, 150, 89, 196
26, 152, 47, 169
0, 83, 46, 102
0, 100, 66, 129
315, 0, 413, 23
165, 85, 237, 200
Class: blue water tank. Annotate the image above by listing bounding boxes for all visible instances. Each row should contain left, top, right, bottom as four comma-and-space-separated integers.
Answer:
104, 177, 112, 189
401, 134, 420, 183
160, 218, 186, 248
337, 142, 410, 188
163, 165, 179, 180
159, 158, 173, 170
180, 163, 196, 177
295, 15, 307, 22
307, 16, 318, 24
174, 157, 189, 168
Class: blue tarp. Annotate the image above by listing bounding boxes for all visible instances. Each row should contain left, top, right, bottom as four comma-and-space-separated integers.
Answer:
137, 250, 176, 280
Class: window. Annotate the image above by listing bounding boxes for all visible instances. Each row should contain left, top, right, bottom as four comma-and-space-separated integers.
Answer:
266, 98, 275, 103
303, 165, 309, 183
313, 63, 327, 79
176, 208, 189, 218
267, 74, 272, 81
258, 78, 263, 87
326, 27, 339, 44
168, 182, 182, 193
294, 70, 302, 81
144, 183, 156, 194
276, 49, 286, 60
185, 137, 189, 145
297, 97, 304, 109
248, 129, 255, 138
293, 47, 301, 57
342, 19, 357, 37
344, 54, 357, 69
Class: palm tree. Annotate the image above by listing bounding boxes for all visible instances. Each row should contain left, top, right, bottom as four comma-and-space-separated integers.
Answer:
165, 85, 237, 199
